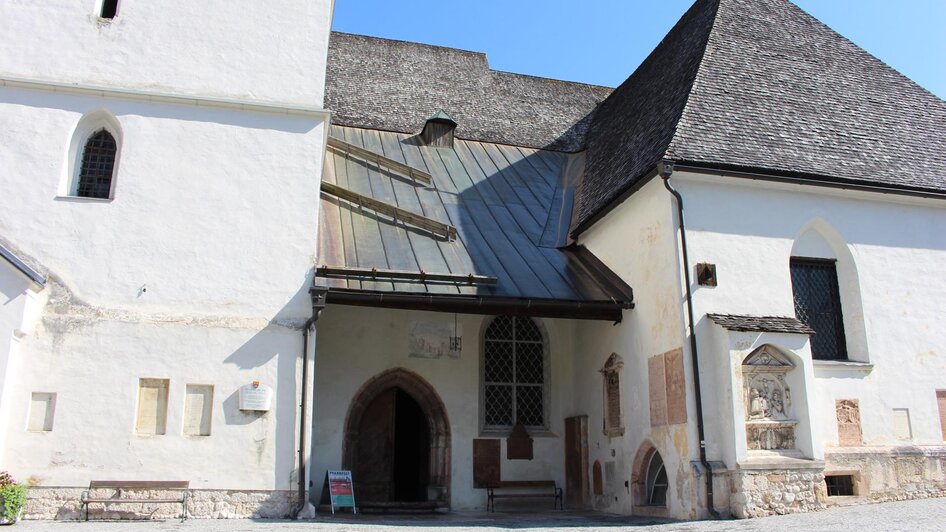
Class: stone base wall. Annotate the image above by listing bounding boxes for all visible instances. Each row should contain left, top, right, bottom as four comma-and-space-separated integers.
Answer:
23, 487, 298, 520
730, 466, 826, 518
825, 446, 946, 504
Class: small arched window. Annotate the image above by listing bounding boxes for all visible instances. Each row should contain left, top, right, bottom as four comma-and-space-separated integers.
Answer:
76, 129, 117, 199
63, 109, 122, 200
645, 450, 668, 506
482, 315, 548, 431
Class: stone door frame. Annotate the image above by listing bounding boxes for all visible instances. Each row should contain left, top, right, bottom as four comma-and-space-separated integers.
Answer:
342, 367, 451, 505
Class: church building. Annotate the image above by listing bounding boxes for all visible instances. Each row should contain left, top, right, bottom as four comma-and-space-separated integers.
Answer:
1, 0, 944, 521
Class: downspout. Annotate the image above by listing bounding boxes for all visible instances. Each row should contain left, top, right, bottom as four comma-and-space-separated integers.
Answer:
292, 283, 329, 519
659, 160, 720, 519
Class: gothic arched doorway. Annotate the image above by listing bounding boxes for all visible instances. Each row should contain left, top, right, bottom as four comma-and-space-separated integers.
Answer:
342, 368, 451, 507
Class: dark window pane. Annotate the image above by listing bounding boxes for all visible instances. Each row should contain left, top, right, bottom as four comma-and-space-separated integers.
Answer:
101, 0, 118, 19
515, 386, 543, 427
646, 452, 668, 506
484, 385, 512, 426
77, 129, 117, 199
484, 315, 513, 340
825, 475, 855, 496
484, 340, 513, 383
515, 342, 544, 384
790, 258, 847, 360
515, 317, 542, 342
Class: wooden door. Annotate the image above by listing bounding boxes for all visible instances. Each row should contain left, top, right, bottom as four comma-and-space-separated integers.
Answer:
564, 415, 590, 508
355, 388, 396, 502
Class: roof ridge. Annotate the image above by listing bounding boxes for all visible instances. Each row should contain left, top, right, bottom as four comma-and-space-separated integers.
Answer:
489, 69, 614, 91
330, 31, 488, 61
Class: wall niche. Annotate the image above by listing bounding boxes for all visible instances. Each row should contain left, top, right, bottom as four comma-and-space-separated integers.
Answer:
742, 345, 798, 454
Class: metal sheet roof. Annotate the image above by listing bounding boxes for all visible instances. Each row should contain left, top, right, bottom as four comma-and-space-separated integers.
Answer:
317, 125, 633, 320
0, 242, 45, 287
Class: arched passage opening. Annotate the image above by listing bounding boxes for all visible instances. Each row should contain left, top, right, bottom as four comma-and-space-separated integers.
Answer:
342, 368, 451, 506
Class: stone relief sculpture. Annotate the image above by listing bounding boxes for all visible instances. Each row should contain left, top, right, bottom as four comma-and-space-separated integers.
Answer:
742, 345, 798, 452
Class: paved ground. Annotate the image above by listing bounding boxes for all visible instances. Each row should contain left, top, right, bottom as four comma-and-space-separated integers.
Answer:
15, 497, 946, 531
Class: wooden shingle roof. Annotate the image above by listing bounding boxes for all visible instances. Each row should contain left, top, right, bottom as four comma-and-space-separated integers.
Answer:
573, 0, 946, 233
325, 32, 612, 153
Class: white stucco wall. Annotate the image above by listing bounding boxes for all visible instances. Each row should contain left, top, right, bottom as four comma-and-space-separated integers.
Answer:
677, 171, 946, 451
311, 305, 577, 510
0, 88, 325, 319
575, 177, 709, 519
0, 264, 45, 461
1, 318, 303, 490
0, 0, 333, 498
0, 0, 333, 106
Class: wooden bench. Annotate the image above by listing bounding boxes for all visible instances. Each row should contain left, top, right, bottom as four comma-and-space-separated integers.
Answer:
80, 480, 190, 521
486, 480, 563, 512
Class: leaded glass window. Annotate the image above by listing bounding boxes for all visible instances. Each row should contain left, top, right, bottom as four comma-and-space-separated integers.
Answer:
790, 257, 847, 360
482, 315, 547, 430
77, 129, 117, 199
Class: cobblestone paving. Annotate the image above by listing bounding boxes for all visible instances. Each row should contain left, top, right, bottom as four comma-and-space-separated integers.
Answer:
16, 497, 946, 531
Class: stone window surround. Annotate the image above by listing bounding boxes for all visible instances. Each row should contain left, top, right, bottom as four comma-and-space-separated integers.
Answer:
823, 469, 864, 498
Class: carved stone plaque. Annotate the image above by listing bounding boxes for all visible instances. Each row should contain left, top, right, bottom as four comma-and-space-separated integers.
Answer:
665, 348, 688, 425
648, 355, 667, 427
836, 399, 863, 446
506, 422, 534, 460
473, 439, 500, 488
600, 353, 624, 436
746, 423, 796, 450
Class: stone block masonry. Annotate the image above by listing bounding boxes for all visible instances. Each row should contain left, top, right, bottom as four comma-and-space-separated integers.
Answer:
730, 466, 826, 518
24, 488, 297, 520
824, 447, 946, 504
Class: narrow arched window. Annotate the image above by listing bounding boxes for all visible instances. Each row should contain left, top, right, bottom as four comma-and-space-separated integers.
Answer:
77, 129, 117, 199
100, 0, 119, 19
645, 450, 668, 506
482, 315, 548, 431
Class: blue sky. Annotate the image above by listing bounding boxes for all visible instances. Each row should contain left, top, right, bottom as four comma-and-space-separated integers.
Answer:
332, 0, 946, 100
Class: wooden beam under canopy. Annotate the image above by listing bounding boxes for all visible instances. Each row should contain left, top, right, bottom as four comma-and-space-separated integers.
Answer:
327, 136, 432, 185
321, 181, 457, 240
317, 265, 497, 286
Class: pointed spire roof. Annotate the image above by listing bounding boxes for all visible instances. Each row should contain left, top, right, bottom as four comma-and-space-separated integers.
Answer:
573, 0, 946, 233
426, 110, 457, 125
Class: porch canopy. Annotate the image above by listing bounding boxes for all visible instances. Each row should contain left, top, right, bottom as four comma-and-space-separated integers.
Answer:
316, 125, 633, 322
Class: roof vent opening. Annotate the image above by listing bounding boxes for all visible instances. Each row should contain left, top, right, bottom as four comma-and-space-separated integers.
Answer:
421, 111, 457, 148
